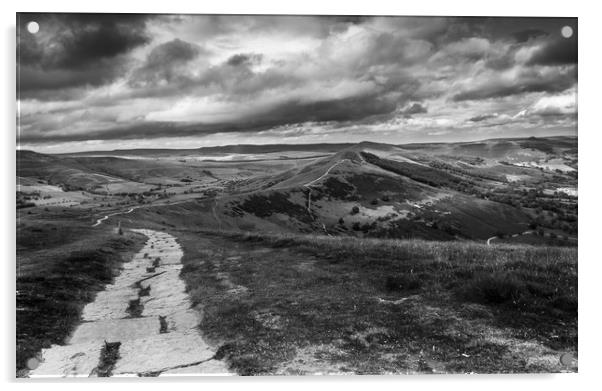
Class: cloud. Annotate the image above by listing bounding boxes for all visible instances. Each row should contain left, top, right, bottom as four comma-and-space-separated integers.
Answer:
527, 35, 578, 66
399, 102, 427, 117
512, 29, 549, 43
18, 13, 153, 97
468, 114, 497, 122
226, 53, 263, 67
452, 65, 576, 101
530, 92, 577, 117
130, 39, 207, 87
443, 37, 491, 59
17, 14, 578, 149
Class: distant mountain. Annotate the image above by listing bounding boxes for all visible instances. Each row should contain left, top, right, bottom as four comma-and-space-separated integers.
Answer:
49, 136, 576, 158
56, 143, 354, 157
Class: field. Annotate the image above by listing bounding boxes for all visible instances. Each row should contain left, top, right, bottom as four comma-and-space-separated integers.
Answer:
15, 136, 578, 375
172, 230, 577, 374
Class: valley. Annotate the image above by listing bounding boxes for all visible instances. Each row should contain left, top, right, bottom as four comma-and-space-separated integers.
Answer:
16, 136, 578, 375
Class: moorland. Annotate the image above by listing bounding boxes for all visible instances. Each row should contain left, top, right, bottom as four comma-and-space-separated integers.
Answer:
16, 136, 578, 375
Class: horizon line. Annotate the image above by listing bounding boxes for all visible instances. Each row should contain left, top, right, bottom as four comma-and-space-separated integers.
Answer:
17, 133, 577, 155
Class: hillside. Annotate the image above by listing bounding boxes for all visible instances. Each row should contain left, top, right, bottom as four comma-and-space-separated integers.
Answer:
17, 136, 577, 243
16, 136, 579, 375
209, 137, 576, 242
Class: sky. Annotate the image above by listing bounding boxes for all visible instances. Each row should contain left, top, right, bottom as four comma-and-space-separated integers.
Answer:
17, 14, 577, 153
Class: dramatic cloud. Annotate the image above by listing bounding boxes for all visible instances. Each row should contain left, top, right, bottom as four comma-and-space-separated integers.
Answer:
527, 35, 578, 66
130, 38, 207, 87
16, 14, 578, 152
451, 65, 576, 101
399, 103, 428, 117
18, 13, 153, 97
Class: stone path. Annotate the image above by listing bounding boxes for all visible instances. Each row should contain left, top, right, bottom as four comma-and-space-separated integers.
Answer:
30, 229, 230, 377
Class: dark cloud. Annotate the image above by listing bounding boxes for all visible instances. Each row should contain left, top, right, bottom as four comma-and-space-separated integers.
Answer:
527, 35, 578, 66
450, 17, 575, 43
19, 13, 151, 68
17, 13, 153, 97
261, 94, 398, 125
130, 39, 206, 87
19, 92, 400, 144
452, 66, 576, 101
512, 29, 548, 43
399, 102, 427, 117
226, 53, 263, 67
53, 19, 148, 69
19, 67, 118, 95
468, 114, 496, 122
146, 39, 202, 65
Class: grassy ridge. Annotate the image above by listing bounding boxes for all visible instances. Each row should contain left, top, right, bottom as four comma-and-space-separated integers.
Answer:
177, 229, 577, 374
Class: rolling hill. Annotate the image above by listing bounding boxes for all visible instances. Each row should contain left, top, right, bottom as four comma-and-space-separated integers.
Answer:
205, 137, 576, 241
17, 136, 577, 243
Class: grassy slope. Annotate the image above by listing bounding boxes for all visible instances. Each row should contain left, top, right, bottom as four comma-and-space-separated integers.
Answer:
16, 213, 146, 374
174, 229, 577, 374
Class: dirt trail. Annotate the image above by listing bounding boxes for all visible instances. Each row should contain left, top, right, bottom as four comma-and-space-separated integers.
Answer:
92, 198, 198, 228
303, 159, 349, 216
29, 229, 230, 377
303, 159, 349, 188
485, 230, 569, 246
92, 207, 137, 227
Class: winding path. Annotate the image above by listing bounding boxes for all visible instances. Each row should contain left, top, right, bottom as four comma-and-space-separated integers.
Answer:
30, 229, 229, 377
92, 207, 137, 227
484, 230, 574, 246
303, 159, 349, 188
303, 159, 349, 215
212, 198, 222, 228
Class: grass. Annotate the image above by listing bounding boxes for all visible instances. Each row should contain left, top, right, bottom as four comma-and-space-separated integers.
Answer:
385, 274, 422, 292
361, 151, 467, 189
16, 138, 578, 375
16, 217, 145, 375
174, 229, 577, 374
236, 192, 313, 223
94, 341, 121, 377
238, 232, 577, 318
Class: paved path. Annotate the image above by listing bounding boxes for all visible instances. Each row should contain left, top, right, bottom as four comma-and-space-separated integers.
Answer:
30, 229, 229, 377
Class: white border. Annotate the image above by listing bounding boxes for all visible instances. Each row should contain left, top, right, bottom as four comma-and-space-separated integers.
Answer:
2, 1, 599, 390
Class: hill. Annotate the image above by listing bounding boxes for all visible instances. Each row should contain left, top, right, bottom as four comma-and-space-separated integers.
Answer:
17, 136, 577, 243
206, 137, 576, 242
15, 136, 579, 374
57, 143, 353, 158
